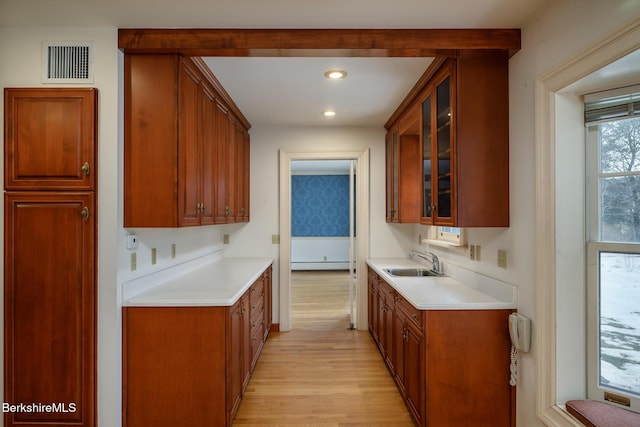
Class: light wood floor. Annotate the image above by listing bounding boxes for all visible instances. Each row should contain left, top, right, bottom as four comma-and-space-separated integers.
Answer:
232, 270, 415, 426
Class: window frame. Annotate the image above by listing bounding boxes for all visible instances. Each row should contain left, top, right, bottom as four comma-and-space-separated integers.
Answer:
585, 98, 640, 411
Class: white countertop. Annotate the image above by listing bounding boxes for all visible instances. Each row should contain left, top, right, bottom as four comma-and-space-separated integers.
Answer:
367, 258, 516, 310
123, 256, 273, 307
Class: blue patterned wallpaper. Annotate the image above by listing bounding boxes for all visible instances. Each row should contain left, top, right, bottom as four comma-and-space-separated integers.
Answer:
292, 175, 352, 236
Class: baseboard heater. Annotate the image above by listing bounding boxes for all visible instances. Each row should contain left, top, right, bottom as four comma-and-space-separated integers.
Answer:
291, 237, 355, 271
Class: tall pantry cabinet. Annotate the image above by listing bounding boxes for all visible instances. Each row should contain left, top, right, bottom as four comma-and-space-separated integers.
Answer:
3, 88, 97, 427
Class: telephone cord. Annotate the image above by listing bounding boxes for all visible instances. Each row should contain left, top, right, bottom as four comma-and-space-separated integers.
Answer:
509, 345, 518, 386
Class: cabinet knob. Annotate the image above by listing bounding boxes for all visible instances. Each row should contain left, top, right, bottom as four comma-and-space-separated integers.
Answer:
80, 207, 89, 221
81, 162, 90, 177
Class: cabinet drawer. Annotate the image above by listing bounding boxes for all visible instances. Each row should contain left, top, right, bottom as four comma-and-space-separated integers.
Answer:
395, 295, 422, 328
250, 279, 264, 299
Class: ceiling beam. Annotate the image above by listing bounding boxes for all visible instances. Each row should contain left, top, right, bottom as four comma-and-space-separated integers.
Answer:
118, 28, 521, 57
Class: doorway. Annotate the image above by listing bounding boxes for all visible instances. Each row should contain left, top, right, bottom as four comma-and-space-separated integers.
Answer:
290, 159, 356, 330
279, 150, 369, 332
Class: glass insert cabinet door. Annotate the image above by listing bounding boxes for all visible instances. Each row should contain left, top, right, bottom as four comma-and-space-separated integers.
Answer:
422, 74, 453, 224
422, 95, 432, 219
436, 76, 452, 219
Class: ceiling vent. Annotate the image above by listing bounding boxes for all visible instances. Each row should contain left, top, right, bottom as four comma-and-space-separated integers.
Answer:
42, 41, 94, 84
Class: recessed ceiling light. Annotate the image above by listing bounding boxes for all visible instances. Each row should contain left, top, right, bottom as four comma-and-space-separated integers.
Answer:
324, 70, 347, 80
323, 110, 336, 117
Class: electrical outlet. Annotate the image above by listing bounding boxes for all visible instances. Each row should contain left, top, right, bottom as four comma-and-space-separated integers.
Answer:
497, 249, 508, 268
469, 245, 476, 260
272, 234, 280, 244
223, 234, 230, 244
475, 245, 481, 261
130, 252, 137, 271
171, 244, 176, 259
151, 248, 157, 265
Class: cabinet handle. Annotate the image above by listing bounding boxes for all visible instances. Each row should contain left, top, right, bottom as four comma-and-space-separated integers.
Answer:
225, 206, 232, 216
81, 162, 90, 176
80, 207, 89, 221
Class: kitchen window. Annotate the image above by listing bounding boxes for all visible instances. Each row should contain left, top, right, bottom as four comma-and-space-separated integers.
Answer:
586, 85, 640, 411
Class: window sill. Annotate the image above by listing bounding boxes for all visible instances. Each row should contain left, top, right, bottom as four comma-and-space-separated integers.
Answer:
423, 238, 467, 250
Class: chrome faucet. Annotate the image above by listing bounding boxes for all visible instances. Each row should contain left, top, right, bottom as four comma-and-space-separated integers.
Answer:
409, 250, 441, 274
429, 252, 440, 274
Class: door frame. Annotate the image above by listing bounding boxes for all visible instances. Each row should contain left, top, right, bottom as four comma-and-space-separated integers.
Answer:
279, 149, 370, 332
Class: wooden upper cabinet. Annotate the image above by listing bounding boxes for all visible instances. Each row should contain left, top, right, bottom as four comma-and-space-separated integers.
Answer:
387, 54, 510, 227
4, 88, 97, 190
124, 54, 250, 227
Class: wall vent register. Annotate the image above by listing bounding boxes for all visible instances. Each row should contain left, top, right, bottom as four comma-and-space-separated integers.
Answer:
42, 41, 94, 83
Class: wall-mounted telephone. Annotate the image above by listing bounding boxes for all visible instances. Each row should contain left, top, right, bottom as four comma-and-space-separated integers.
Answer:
509, 313, 531, 352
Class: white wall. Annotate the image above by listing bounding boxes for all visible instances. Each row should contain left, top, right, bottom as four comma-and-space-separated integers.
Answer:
495, 2, 640, 426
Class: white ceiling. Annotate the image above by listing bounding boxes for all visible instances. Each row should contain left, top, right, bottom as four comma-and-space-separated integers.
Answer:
0, 0, 552, 127
203, 56, 434, 126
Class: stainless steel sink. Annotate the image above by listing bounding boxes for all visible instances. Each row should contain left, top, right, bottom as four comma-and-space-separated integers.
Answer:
383, 268, 446, 277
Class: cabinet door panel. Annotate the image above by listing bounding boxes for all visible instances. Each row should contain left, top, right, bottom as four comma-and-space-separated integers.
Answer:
4, 88, 97, 190
226, 117, 237, 224
200, 84, 217, 225
4, 192, 95, 427
404, 321, 423, 424
178, 60, 202, 226
214, 102, 230, 223
227, 298, 245, 420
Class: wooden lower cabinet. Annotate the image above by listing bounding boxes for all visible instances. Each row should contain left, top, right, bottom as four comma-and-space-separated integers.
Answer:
4, 192, 96, 427
367, 267, 514, 427
123, 266, 272, 427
